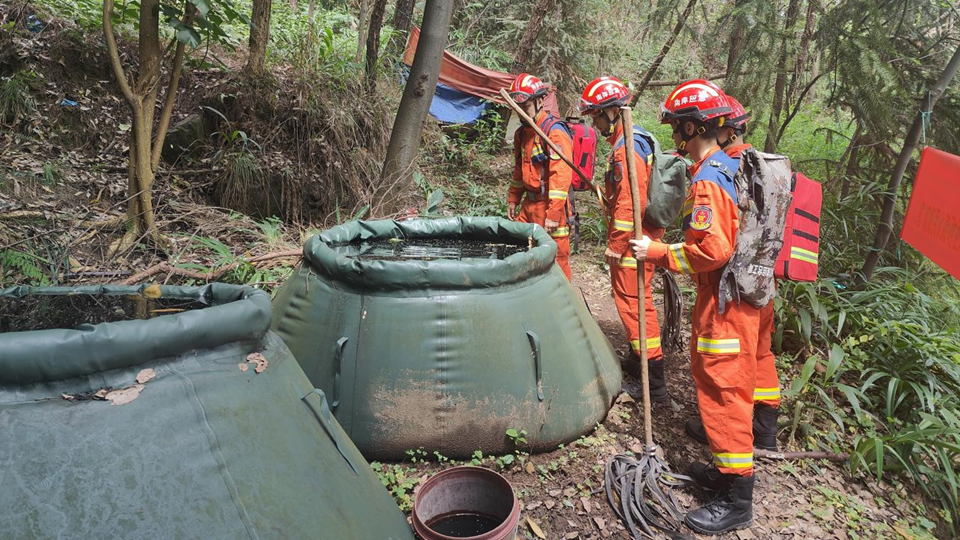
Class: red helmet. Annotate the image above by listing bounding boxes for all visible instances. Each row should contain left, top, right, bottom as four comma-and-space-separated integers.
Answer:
509, 73, 547, 103
578, 77, 631, 114
659, 79, 732, 124
724, 96, 750, 132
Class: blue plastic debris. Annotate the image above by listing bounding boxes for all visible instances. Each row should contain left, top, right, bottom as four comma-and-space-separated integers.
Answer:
59, 99, 78, 107
26, 14, 44, 33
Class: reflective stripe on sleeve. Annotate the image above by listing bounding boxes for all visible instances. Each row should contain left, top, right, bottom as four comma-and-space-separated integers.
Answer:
669, 243, 693, 274
549, 190, 569, 200
510, 180, 524, 189
549, 227, 570, 238
613, 219, 634, 232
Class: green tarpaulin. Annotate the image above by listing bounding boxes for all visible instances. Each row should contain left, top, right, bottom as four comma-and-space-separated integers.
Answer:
0, 284, 413, 539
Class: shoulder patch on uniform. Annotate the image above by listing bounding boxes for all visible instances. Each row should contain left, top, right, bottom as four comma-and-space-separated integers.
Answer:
690, 206, 713, 231
707, 160, 734, 178
550, 151, 561, 160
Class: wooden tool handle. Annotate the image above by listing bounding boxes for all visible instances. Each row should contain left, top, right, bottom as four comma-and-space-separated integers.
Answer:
619, 106, 653, 447
499, 88, 608, 225
499, 88, 590, 185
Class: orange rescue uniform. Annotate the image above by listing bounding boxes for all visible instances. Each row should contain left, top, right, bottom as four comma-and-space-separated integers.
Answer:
646, 146, 758, 476
509, 111, 573, 280
605, 123, 663, 360
725, 142, 781, 409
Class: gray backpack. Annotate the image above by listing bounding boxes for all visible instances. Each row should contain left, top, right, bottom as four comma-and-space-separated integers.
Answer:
611, 127, 689, 230
718, 148, 794, 312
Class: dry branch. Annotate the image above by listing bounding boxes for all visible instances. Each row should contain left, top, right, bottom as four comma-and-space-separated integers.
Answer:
121, 249, 303, 285
754, 449, 849, 462
0, 210, 51, 220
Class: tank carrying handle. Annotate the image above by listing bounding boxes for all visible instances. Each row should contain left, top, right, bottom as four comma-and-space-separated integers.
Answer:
302, 388, 359, 476
524, 327, 544, 402
333, 337, 348, 409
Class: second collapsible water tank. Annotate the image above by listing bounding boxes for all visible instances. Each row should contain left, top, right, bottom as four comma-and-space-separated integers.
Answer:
271, 217, 622, 459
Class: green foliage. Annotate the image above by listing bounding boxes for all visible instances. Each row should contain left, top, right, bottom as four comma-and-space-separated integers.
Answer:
41, 161, 62, 185
0, 70, 37, 126
506, 427, 527, 446
0, 249, 50, 287
777, 235, 960, 533
369, 461, 419, 512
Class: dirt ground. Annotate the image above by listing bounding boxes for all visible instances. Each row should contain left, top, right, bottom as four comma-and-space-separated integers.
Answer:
402, 249, 920, 540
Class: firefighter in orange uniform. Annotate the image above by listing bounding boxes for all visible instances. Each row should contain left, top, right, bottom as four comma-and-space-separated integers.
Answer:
630, 80, 756, 535
578, 77, 666, 400
506, 73, 573, 280
683, 96, 781, 452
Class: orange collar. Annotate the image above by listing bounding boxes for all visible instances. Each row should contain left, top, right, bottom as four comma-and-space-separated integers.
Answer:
724, 142, 753, 158
689, 145, 723, 177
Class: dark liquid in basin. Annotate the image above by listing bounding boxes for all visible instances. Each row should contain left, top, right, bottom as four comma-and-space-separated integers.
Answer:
426, 512, 503, 537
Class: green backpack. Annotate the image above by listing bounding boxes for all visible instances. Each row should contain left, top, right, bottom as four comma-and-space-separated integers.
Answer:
611, 126, 689, 230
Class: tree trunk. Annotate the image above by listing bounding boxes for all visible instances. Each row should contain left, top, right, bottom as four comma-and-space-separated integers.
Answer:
152, 8, 193, 171
839, 125, 862, 199
787, 0, 817, 103
356, 0, 370, 63
308, 0, 316, 48
510, 0, 552, 73
387, 0, 416, 56
364, 0, 388, 90
860, 43, 960, 282
103, 0, 169, 253
246, 0, 273, 75
630, 0, 699, 104
764, 0, 802, 153
379, 0, 453, 214
725, 0, 747, 77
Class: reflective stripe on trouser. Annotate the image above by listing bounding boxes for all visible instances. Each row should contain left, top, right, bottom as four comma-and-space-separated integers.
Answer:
691, 272, 759, 476
755, 300, 781, 407
518, 200, 571, 280
611, 258, 662, 360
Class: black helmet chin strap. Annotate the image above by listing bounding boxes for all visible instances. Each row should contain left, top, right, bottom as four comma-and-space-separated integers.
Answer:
675, 118, 708, 154
599, 108, 619, 137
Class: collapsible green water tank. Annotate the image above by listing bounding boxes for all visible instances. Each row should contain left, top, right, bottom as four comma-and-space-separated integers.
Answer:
271, 218, 622, 459
0, 284, 412, 539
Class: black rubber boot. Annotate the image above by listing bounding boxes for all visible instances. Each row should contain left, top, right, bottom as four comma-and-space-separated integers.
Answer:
648, 359, 668, 402
753, 403, 779, 451
684, 475, 755, 535
685, 416, 708, 445
619, 350, 642, 379
686, 410, 780, 450
687, 462, 734, 492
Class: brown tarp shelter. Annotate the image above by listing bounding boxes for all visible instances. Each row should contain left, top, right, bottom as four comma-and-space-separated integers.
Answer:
402, 26, 560, 117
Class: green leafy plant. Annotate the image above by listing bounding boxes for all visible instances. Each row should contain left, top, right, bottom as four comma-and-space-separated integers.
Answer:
0, 249, 50, 286
370, 461, 419, 512
41, 162, 62, 185
506, 427, 527, 446
0, 70, 37, 125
